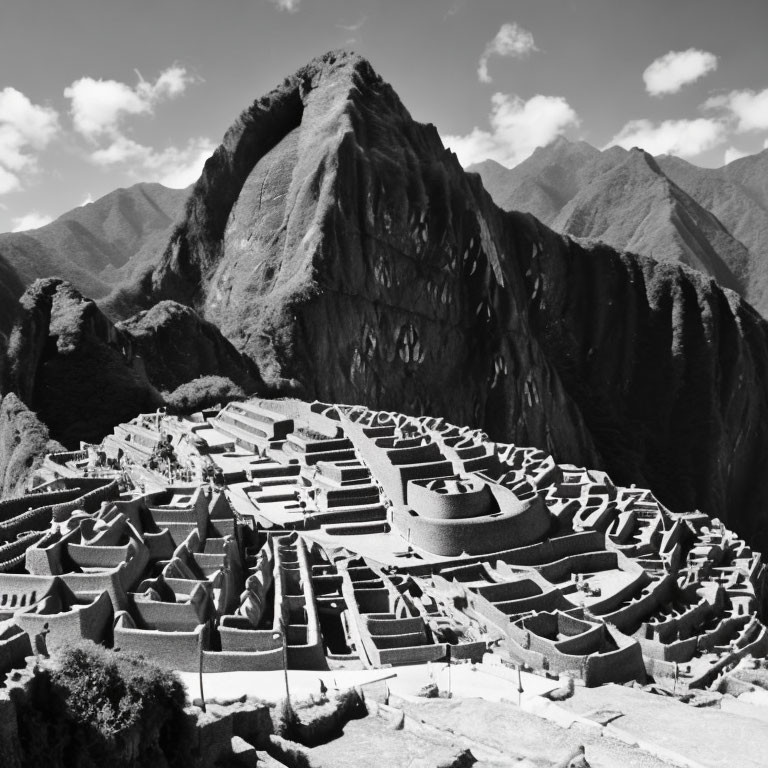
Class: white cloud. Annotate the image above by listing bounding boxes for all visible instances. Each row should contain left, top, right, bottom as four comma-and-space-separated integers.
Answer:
0, 88, 60, 170
643, 49, 718, 96
269, 0, 300, 12
723, 146, 749, 164
606, 117, 725, 157
0, 166, 20, 195
81, 193, 94, 206
90, 135, 215, 187
65, 65, 195, 140
65, 79, 148, 139
64, 65, 210, 187
443, 92, 579, 167
148, 138, 216, 188
478, 22, 538, 83
90, 135, 150, 165
147, 66, 191, 99
0, 87, 59, 194
765, 138, 768, 149
11, 211, 53, 231
705, 87, 768, 132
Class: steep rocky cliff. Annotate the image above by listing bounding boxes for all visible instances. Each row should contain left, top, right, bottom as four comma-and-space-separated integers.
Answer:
0, 254, 24, 341
0, 262, 61, 496
518, 219, 768, 553
96, 51, 768, 552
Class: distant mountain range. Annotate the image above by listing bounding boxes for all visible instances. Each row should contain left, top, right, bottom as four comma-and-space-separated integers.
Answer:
0, 182, 189, 300
469, 139, 768, 315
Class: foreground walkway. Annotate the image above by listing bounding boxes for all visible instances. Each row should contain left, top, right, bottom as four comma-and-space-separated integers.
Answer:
391, 697, 673, 768
178, 659, 560, 704
557, 683, 768, 768
179, 662, 768, 768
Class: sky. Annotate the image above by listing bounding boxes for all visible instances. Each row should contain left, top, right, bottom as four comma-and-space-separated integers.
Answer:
1, 0, 767, 233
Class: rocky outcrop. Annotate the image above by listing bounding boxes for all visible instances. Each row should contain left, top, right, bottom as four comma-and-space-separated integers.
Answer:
0, 262, 56, 496
0, 393, 63, 496
6, 278, 163, 446
116, 300, 263, 393
0, 255, 24, 342
0, 254, 25, 394
100, 51, 768, 553
4, 279, 261, 447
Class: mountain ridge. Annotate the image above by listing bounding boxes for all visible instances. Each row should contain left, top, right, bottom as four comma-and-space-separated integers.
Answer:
469, 139, 768, 315
0, 182, 190, 300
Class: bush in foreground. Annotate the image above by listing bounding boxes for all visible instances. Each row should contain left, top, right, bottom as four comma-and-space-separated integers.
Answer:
53, 643, 185, 742
15, 642, 188, 768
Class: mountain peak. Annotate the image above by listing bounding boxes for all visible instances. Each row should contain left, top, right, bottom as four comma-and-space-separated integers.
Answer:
103, 49, 600, 462
626, 145, 664, 174
106, 49, 435, 319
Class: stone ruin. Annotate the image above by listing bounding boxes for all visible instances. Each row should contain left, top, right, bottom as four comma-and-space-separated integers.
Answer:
0, 397, 765, 695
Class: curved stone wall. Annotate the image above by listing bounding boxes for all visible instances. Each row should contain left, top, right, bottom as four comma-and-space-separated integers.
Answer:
407, 476, 493, 520
393, 492, 551, 556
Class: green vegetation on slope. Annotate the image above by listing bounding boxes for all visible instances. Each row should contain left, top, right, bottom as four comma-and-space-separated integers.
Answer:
0, 393, 63, 496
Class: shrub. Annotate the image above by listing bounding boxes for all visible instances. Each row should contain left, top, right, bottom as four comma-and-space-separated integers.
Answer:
53, 642, 184, 735
163, 375, 245, 413
49, 642, 187, 766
